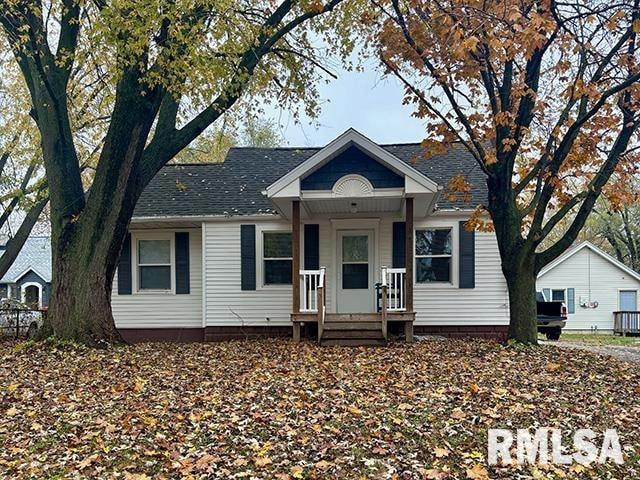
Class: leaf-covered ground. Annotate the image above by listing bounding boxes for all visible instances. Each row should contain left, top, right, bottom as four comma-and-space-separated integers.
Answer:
1, 338, 639, 479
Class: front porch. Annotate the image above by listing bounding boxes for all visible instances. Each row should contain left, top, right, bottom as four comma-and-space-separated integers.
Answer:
263, 130, 442, 345
289, 201, 418, 345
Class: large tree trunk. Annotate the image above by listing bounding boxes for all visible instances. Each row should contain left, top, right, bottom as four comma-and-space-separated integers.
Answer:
487, 174, 539, 345
45, 228, 125, 345
42, 141, 143, 345
503, 258, 538, 345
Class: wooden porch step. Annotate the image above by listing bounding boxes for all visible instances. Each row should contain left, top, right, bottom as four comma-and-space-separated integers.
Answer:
323, 321, 382, 331
324, 313, 380, 322
320, 312, 385, 345
321, 338, 387, 346
322, 329, 384, 339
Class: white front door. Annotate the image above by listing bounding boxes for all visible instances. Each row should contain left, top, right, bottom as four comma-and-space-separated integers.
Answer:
337, 230, 375, 313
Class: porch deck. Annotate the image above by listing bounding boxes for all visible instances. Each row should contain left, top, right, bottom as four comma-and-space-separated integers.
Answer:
292, 263, 414, 345
614, 311, 640, 335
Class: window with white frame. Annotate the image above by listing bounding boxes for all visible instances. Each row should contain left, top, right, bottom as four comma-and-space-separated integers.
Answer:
415, 228, 452, 283
137, 239, 172, 291
263, 232, 292, 285
551, 289, 566, 302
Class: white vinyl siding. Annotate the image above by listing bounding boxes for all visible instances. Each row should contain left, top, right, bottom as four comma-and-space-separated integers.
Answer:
205, 220, 293, 326
112, 228, 202, 328
537, 246, 640, 331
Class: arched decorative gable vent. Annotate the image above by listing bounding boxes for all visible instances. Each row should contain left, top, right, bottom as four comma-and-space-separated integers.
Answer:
332, 174, 374, 197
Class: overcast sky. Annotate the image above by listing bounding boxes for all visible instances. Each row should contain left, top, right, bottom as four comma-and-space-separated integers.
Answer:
266, 59, 428, 147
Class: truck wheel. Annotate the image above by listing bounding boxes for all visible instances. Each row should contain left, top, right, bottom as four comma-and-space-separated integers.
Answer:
546, 329, 561, 341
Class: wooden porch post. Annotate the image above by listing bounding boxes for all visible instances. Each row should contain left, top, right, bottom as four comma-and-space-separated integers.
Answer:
292, 200, 301, 314
405, 197, 414, 343
405, 197, 414, 312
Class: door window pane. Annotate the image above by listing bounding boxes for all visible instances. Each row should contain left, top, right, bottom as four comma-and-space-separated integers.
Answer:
343, 263, 368, 289
551, 289, 565, 302
342, 235, 368, 263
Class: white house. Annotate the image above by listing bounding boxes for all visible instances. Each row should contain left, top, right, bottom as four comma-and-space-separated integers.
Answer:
537, 241, 640, 333
112, 129, 511, 344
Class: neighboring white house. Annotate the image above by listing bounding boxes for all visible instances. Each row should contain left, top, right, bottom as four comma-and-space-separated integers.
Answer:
112, 128, 511, 343
537, 241, 640, 332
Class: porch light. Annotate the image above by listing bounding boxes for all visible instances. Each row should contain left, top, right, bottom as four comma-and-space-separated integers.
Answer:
350, 202, 358, 213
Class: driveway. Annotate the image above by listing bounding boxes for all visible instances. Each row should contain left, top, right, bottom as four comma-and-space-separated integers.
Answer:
546, 340, 640, 364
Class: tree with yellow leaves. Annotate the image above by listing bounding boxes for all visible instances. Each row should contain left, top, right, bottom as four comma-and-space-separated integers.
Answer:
0, 0, 358, 344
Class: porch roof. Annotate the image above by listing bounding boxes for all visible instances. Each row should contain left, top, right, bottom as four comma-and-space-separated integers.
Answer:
266, 129, 442, 219
132, 132, 487, 220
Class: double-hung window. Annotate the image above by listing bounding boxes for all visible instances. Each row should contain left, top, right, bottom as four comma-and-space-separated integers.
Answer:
138, 239, 172, 291
263, 232, 292, 285
415, 228, 452, 283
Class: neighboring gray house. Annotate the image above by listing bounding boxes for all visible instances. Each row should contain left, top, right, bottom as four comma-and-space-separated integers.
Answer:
0, 236, 51, 309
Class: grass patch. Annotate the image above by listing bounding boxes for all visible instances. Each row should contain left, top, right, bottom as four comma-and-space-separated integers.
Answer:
556, 333, 640, 346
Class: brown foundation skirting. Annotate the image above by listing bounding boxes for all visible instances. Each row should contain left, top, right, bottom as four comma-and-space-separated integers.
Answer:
204, 326, 291, 342
119, 324, 509, 343
119, 328, 205, 343
414, 325, 508, 342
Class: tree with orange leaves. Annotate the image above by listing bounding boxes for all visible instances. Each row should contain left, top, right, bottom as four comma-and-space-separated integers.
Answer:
373, 0, 640, 343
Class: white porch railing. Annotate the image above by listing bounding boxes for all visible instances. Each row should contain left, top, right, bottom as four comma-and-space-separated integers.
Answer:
299, 268, 326, 313
381, 266, 406, 312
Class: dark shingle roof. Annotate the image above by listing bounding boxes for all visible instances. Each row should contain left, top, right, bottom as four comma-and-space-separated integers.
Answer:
133, 143, 487, 218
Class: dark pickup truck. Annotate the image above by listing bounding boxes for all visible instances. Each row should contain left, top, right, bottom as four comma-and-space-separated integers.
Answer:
537, 291, 567, 340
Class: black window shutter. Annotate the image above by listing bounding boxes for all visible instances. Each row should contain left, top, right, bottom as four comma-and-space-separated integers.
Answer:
459, 221, 475, 288
304, 224, 320, 270
392, 222, 406, 268
240, 225, 256, 290
117, 233, 132, 295
175, 232, 190, 294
